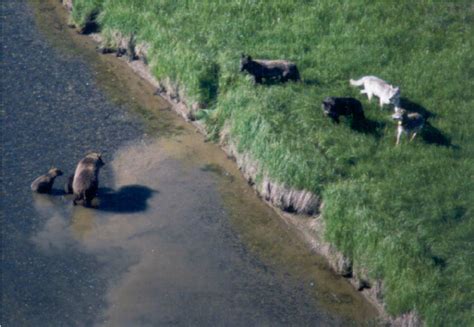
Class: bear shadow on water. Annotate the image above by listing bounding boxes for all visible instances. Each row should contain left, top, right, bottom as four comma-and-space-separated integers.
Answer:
96, 185, 157, 213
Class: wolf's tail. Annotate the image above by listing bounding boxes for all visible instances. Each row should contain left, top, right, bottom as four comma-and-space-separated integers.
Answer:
350, 77, 365, 87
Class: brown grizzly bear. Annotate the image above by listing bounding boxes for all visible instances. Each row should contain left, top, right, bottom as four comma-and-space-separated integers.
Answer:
72, 152, 105, 207
64, 174, 74, 194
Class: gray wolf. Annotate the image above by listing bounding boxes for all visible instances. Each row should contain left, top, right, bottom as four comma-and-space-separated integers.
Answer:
391, 108, 425, 145
240, 54, 300, 84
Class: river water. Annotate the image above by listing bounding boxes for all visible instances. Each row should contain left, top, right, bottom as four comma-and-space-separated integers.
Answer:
1, 1, 379, 326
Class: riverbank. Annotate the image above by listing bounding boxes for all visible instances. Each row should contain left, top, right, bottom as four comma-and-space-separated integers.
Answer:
2, 0, 382, 325
61, 1, 472, 326
81, 25, 417, 327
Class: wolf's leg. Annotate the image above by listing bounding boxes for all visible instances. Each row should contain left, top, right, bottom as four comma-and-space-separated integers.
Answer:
410, 133, 417, 142
367, 92, 373, 102
396, 128, 402, 145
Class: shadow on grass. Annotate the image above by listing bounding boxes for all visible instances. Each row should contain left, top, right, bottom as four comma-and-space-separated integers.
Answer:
349, 118, 385, 138
399, 98, 436, 119
420, 122, 453, 147
302, 78, 320, 86
256, 78, 301, 86
399, 98, 453, 147
80, 10, 101, 35
199, 63, 220, 106
97, 185, 157, 213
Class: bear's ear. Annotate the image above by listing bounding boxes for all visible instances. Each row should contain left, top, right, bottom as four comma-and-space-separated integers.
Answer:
241, 53, 246, 58
247, 55, 252, 61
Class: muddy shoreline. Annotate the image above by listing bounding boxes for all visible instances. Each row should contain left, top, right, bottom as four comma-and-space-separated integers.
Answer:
56, 1, 421, 325
3, 0, 386, 324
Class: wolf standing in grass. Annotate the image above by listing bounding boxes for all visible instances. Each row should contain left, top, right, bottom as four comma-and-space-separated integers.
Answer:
350, 76, 400, 108
72, 152, 105, 207
392, 108, 425, 145
321, 97, 365, 123
240, 54, 300, 84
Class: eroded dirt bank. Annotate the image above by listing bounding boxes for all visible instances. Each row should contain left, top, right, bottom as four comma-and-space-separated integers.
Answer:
46, 0, 420, 325
1, 0, 387, 324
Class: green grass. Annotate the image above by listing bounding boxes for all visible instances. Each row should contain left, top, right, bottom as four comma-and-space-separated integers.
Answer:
70, 1, 473, 325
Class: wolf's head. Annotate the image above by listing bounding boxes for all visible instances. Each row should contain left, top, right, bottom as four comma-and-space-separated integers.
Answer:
391, 107, 406, 121
321, 97, 335, 115
240, 54, 253, 72
389, 87, 401, 106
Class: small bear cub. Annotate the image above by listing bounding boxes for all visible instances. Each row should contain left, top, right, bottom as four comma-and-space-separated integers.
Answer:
31, 168, 63, 194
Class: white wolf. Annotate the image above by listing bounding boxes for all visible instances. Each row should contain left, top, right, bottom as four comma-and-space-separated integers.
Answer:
350, 76, 400, 108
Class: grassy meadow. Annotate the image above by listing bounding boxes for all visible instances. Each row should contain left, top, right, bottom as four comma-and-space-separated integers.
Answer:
70, 1, 473, 325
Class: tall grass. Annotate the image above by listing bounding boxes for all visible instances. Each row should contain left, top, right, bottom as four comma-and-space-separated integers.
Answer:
71, 1, 473, 325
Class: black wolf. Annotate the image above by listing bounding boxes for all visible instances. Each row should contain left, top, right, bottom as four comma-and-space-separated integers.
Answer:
321, 97, 365, 123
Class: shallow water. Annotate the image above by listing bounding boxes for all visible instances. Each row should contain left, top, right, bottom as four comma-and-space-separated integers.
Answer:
1, 0, 379, 326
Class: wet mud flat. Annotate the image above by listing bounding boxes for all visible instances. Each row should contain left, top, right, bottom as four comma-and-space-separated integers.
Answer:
1, 0, 379, 326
